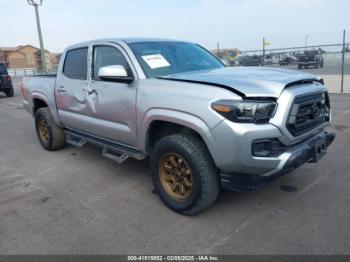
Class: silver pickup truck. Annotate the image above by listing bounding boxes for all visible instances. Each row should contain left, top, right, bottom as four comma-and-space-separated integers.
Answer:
22, 38, 335, 215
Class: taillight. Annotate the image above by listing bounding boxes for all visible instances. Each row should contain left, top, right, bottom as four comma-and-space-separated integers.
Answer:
4, 75, 11, 81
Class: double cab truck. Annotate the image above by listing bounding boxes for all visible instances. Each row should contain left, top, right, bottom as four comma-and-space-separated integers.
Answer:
22, 38, 335, 215
297, 50, 324, 69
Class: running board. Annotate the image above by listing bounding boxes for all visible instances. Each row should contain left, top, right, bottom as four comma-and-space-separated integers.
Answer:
102, 148, 129, 164
64, 130, 146, 164
65, 132, 87, 147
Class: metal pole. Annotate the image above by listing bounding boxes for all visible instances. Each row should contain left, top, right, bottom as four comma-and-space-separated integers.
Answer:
341, 30, 346, 94
262, 37, 265, 66
34, 4, 47, 73
305, 35, 308, 49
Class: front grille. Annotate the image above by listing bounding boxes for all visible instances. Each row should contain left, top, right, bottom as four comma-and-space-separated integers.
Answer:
287, 92, 330, 136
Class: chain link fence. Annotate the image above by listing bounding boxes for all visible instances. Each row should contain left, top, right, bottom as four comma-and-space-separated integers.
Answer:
8, 66, 58, 77
216, 41, 350, 94
7, 38, 350, 94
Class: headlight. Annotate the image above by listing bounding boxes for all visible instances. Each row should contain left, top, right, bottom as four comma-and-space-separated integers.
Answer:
211, 100, 277, 123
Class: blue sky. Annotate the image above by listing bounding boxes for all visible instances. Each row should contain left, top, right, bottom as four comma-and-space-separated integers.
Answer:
1, 0, 349, 52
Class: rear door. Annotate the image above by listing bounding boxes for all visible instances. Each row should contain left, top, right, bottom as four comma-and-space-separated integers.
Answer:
55, 47, 90, 130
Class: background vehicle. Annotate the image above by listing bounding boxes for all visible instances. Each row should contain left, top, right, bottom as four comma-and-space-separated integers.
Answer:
0, 63, 14, 97
264, 54, 278, 65
22, 38, 335, 215
279, 55, 297, 66
238, 55, 262, 66
213, 48, 241, 67
222, 48, 241, 66
297, 50, 324, 69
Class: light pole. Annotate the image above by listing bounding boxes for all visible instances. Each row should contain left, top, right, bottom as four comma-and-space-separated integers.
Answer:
305, 35, 308, 49
27, 0, 47, 73
341, 29, 346, 94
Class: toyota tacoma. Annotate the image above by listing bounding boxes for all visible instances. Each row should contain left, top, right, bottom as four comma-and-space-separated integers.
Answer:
297, 50, 324, 69
22, 38, 335, 215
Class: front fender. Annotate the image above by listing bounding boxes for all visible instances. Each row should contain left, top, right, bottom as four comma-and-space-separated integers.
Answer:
139, 108, 219, 164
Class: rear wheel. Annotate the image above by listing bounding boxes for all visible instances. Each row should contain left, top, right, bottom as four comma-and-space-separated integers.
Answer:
150, 134, 220, 215
35, 107, 66, 151
5, 87, 14, 97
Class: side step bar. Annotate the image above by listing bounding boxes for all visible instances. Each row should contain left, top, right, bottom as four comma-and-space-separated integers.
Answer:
64, 129, 146, 164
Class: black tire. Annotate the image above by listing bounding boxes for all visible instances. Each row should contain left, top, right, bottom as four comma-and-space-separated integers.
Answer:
298, 64, 302, 69
5, 87, 14, 97
150, 134, 220, 215
35, 107, 66, 151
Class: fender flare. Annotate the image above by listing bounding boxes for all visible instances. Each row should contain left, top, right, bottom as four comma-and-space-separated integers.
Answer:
32, 91, 50, 107
31, 91, 61, 124
139, 108, 218, 159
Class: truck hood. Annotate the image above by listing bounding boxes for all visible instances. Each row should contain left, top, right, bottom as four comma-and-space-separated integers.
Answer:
160, 67, 320, 98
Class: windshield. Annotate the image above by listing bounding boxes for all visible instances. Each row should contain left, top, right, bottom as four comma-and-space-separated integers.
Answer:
128, 41, 224, 78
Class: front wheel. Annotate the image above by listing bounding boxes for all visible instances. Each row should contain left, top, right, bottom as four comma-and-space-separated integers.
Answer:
35, 107, 66, 151
150, 134, 220, 215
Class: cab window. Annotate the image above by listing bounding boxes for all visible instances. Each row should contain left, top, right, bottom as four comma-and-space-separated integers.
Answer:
92, 46, 131, 80
62, 48, 88, 80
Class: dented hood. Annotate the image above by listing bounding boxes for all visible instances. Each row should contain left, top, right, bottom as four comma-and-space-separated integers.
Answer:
162, 67, 321, 98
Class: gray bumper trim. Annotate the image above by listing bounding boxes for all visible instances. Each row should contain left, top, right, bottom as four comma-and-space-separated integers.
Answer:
220, 131, 335, 192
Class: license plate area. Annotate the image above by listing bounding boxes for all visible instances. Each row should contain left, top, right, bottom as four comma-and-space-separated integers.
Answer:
309, 136, 327, 163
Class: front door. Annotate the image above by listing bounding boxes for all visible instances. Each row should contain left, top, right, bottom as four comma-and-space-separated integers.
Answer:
85, 44, 138, 147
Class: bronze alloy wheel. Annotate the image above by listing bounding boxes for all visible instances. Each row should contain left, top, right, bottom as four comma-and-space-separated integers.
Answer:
158, 153, 193, 201
38, 119, 49, 143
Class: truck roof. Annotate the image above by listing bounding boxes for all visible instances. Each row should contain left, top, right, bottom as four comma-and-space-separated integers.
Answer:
122, 37, 189, 43
65, 37, 193, 51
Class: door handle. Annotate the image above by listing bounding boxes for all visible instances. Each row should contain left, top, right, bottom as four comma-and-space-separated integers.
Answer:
56, 86, 66, 93
87, 89, 98, 95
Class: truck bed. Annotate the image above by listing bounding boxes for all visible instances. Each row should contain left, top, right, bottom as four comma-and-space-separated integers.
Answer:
29, 74, 57, 77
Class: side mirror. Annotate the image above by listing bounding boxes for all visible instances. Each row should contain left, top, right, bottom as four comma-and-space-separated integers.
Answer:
98, 65, 134, 83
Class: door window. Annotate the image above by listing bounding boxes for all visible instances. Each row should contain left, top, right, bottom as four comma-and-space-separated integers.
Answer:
63, 47, 88, 80
92, 46, 131, 80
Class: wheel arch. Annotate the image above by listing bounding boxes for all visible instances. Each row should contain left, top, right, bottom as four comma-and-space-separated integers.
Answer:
32, 98, 49, 116
31, 91, 61, 124
140, 109, 217, 158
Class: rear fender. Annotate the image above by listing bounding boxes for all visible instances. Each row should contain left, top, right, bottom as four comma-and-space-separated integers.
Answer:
32, 91, 61, 124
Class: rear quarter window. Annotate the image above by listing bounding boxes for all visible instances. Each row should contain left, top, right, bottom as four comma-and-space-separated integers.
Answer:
63, 48, 88, 80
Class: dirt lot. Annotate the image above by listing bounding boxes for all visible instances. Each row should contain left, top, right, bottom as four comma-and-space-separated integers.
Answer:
0, 82, 349, 255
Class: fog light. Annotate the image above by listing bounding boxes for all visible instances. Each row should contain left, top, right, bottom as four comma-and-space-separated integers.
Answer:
252, 141, 272, 157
